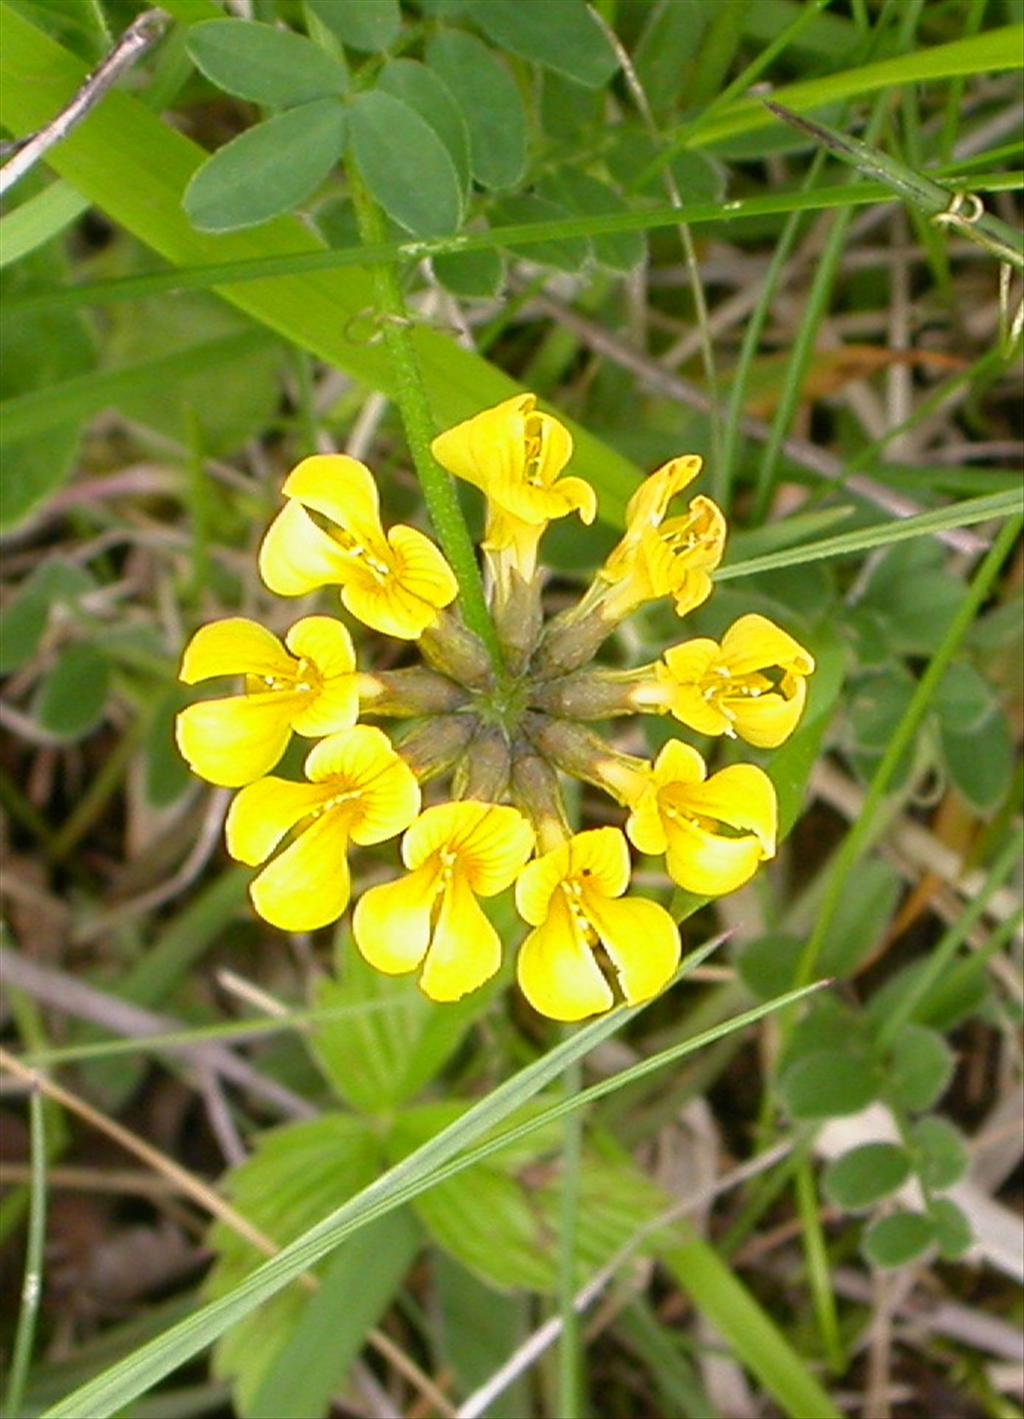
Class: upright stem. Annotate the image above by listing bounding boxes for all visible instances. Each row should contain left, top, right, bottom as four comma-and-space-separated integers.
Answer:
348, 169, 505, 675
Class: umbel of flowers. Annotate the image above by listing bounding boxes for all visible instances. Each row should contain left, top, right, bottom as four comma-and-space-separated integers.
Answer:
177, 396, 814, 1022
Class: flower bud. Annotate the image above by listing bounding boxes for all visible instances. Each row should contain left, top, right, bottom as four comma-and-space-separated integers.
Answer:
529, 669, 642, 720
359, 668, 470, 718
395, 714, 475, 782
510, 740, 571, 852
524, 713, 646, 803
452, 724, 512, 801
418, 609, 492, 688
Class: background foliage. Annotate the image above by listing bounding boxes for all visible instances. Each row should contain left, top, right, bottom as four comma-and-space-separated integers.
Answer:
0, 1, 1021, 1417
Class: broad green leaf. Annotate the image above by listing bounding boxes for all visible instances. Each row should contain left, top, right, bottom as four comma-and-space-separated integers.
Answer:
822, 1143, 911, 1211
183, 100, 347, 232
186, 19, 348, 106
207, 1115, 383, 1414
492, 193, 590, 271
942, 708, 1014, 815
248, 1211, 420, 1419
466, 0, 617, 87
736, 933, 803, 1000
0, 564, 93, 674
634, 0, 706, 119
867, 955, 989, 1035
780, 1048, 879, 1120
432, 242, 505, 298
781, 995, 866, 1070
929, 1198, 972, 1260
817, 858, 902, 981
541, 168, 646, 271
934, 661, 996, 734
349, 90, 463, 238
539, 70, 602, 141
1, 247, 94, 530
862, 1211, 935, 1269
377, 58, 471, 196
143, 688, 193, 808
426, 30, 527, 190
848, 669, 916, 752
883, 1025, 954, 1114
35, 641, 110, 740
435, 1255, 531, 1414
606, 126, 725, 201
910, 1117, 968, 1192
870, 568, 968, 655
307, 0, 400, 52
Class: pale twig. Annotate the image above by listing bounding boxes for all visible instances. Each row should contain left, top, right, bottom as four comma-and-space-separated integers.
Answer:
0, 1049, 456, 1418
0, 945, 315, 1120
520, 288, 987, 556
455, 1140, 793, 1419
0, 11, 166, 197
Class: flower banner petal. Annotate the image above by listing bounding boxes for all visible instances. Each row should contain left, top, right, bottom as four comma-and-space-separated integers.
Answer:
225, 776, 327, 865
353, 864, 435, 975
282, 454, 384, 549
516, 894, 614, 1022
180, 618, 294, 685
285, 615, 355, 677
248, 810, 352, 931
259, 498, 354, 596
175, 693, 296, 787
584, 893, 680, 1006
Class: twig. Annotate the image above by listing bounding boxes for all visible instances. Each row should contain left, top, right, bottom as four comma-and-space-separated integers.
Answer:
0, 11, 166, 198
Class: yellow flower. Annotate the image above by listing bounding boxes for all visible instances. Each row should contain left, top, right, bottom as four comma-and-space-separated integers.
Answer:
514, 827, 679, 1022
431, 394, 597, 584
598, 456, 726, 620
652, 614, 815, 748
353, 800, 534, 1002
624, 740, 776, 897
226, 726, 420, 932
175, 616, 361, 787
258, 455, 457, 639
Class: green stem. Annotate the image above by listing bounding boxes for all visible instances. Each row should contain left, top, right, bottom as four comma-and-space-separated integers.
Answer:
557, 1054, 584, 1419
3, 1087, 47, 1419
794, 1158, 844, 1374
795, 512, 1023, 989
347, 169, 504, 674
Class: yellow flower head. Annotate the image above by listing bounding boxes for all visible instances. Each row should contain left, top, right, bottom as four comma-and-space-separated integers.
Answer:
431, 394, 597, 582
353, 800, 534, 1002
599, 456, 726, 619
175, 616, 360, 788
624, 740, 777, 897
656, 613, 815, 748
258, 455, 457, 639
226, 725, 420, 932
514, 827, 680, 1022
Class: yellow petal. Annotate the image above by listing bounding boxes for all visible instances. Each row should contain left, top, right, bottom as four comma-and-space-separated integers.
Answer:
624, 788, 667, 857
496, 474, 597, 529
720, 614, 815, 678
661, 638, 718, 684
583, 893, 679, 1005
402, 801, 533, 894
670, 568, 714, 618
515, 840, 572, 925
302, 726, 420, 844
290, 676, 360, 737
175, 694, 295, 787
350, 754, 422, 845
674, 764, 777, 856
728, 676, 808, 748
387, 524, 459, 608
567, 827, 631, 897
431, 394, 535, 491
420, 874, 501, 1002
285, 615, 355, 677
304, 724, 396, 784
516, 892, 613, 1022
352, 863, 436, 975
282, 454, 385, 549
249, 810, 352, 931
341, 576, 433, 640
258, 499, 353, 596
663, 817, 765, 896
662, 683, 731, 736
225, 776, 327, 865
179, 618, 293, 685
623, 455, 703, 531
652, 738, 707, 788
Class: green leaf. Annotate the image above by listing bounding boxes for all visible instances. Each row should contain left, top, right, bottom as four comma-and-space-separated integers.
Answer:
426, 29, 527, 190
934, 661, 996, 734
491, 194, 591, 271
634, 0, 706, 119
183, 100, 346, 232
780, 1048, 879, 1120
248, 1211, 420, 1419
862, 1211, 935, 1269
883, 1026, 954, 1114
466, 0, 617, 87
435, 1255, 531, 1414
349, 89, 463, 238
377, 58, 471, 196
541, 168, 646, 271
186, 19, 347, 106
432, 242, 505, 297
910, 1117, 968, 1192
736, 933, 803, 1000
307, 0, 400, 52
0, 561, 89, 673
848, 668, 916, 752
822, 1143, 911, 1211
35, 641, 110, 740
942, 708, 1014, 815
143, 688, 193, 808
929, 1197, 972, 1260
818, 857, 903, 980
207, 1115, 383, 1414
